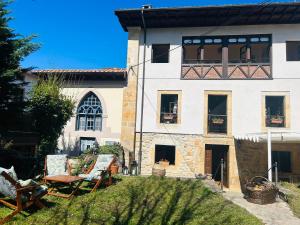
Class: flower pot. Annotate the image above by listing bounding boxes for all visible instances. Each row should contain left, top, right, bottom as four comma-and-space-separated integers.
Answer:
271, 118, 283, 124
159, 160, 170, 168
111, 164, 119, 175
212, 118, 224, 125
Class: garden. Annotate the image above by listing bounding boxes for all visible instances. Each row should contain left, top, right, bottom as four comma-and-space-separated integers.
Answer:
0, 176, 262, 225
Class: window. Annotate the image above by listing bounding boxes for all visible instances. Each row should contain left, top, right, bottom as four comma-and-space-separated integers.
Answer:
80, 137, 96, 152
76, 92, 103, 131
183, 45, 201, 64
286, 41, 300, 61
202, 39, 222, 63
228, 42, 247, 63
272, 151, 291, 173
160, 94, 178, 124
155, 145, 175, 165
152, 44, 170, 63
182, 35, 271, 64
265, 96, 285, 127
208, 95, 227, 133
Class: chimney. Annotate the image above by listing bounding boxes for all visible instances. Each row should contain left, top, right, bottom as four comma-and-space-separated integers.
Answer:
142, 4, 152, 9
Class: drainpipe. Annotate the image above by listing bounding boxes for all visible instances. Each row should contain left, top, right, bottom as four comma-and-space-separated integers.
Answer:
138, 5, 150, 175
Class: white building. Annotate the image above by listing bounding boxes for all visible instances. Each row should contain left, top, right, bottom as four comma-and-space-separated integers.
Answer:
25, 68, 126, 154
116, 2, 300, 190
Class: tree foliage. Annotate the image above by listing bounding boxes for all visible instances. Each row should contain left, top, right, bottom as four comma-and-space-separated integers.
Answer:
0, 0, 40, 133
29, 76, 75, 158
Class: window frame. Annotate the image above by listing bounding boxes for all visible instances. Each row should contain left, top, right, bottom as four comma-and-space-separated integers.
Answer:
262, 92, 290, 130
154, 144, 176, 165
76, 92, 103, 131
151, 44, 170, 64
157, 90, 182, 125
204, 91, 232, 136
182, 34, 271, 64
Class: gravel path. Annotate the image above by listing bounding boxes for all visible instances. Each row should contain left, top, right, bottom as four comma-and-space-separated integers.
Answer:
223, 191, 300, 225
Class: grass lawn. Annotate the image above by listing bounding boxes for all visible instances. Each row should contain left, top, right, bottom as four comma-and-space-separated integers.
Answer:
0, 176, 262, 225
281, 182, 300, 218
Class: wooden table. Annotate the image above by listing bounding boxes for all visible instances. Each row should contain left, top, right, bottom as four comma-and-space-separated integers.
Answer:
44, 175, 85, 199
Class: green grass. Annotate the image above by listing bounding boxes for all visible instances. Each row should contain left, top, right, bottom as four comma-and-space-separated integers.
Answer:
281, 182, 300, 218
0, 176, 262, 225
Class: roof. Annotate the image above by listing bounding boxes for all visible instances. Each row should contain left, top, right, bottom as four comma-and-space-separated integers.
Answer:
31, 68, 127, 81
115, 2, 300, 31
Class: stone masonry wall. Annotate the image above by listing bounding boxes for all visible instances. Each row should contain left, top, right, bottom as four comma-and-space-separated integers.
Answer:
135, 132, 203, 178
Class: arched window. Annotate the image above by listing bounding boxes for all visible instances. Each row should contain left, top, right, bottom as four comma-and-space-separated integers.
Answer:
76, 92, 102, 131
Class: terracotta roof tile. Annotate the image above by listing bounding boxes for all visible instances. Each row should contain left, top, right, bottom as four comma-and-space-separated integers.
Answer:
33, 68, 126, 73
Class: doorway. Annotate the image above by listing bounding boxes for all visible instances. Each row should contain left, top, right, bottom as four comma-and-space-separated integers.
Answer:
205, 144, 229, 187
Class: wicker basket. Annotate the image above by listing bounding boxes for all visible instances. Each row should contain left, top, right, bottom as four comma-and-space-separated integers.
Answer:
152, 164, 166, 177
244, 176, 278, 205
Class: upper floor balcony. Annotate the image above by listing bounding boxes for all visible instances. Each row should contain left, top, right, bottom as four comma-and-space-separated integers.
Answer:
181, 35, 272, 80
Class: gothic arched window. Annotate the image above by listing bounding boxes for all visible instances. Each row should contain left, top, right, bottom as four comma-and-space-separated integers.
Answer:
76, 92, 102, 131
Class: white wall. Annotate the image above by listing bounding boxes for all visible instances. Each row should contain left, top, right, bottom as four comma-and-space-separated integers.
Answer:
24, 74, 125, 149
60, 81, 125, 148
134, 24, 300, 135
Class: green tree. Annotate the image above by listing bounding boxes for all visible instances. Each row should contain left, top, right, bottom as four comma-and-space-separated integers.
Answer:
0, 0, 39, 133
29, 76, 75, 159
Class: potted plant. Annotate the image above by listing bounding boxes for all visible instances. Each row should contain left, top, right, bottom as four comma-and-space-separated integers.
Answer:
159, 159, 170, 167
270, 115, 283, 125
98, 144, 123, 175
212, 117, 224, 124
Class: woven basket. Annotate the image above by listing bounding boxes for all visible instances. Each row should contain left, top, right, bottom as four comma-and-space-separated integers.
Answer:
244, 176, 278, 205
152, 164, 166, 177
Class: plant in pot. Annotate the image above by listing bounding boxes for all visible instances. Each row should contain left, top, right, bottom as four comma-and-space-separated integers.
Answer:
159, 159, 170, 168
270, 115, 284, 125
212, 117, 224, 125
98, 144, 123, 175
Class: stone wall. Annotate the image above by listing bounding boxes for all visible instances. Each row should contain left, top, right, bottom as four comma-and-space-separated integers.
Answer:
120, 27, 141, 166
236, 141, 300, 190
135, 132, 202, 178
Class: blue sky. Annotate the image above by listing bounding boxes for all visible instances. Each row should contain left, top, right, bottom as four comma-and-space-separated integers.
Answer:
9, 0, 293, 69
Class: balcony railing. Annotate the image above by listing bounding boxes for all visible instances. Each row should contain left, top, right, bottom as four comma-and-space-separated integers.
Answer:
208, 114, 227, 134
266, 115, 285, 128
160, 112, 178, 124
182, 62, 271, 80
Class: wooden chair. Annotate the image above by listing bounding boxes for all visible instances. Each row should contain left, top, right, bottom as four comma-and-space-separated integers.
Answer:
79, 154, 116, 192
0, 171, 47, 224
44, 154, 70, 179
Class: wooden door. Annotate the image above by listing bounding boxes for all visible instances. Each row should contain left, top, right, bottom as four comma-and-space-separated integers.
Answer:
205, 149, 212, 175
222, 150, 229, 187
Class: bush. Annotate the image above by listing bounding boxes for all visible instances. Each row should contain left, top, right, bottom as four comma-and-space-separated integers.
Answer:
29, 76, 75, 163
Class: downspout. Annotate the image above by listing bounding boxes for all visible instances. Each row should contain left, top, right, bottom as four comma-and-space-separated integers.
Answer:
138, 6, 148, 174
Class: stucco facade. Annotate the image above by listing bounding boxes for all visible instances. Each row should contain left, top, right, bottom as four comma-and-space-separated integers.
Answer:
118, 6, 300, 191
24, 71, 126, 154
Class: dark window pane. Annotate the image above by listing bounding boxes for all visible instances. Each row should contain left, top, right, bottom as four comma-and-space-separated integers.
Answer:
228, 44, 247, 63
203, 44, 222, 63
160, 94, 178, 124
208, 95, 227, 134
183, 45, 201, 64
152, 44, 170, 63
155, 145, 175, 165
250, 43, 270, 63
286, 41, 300, 61
272, 151, 291, 173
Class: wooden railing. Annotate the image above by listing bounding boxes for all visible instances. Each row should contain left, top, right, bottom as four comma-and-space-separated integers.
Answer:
181, 63, 271, 80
